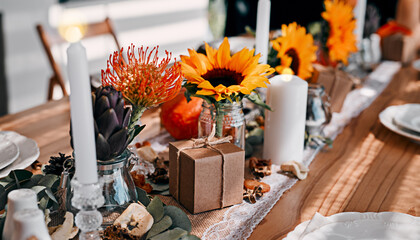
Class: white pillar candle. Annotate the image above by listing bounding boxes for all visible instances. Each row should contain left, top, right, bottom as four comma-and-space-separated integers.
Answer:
263, 75, 308, 165
67, 41, 98, 184
255, 0, 271, 64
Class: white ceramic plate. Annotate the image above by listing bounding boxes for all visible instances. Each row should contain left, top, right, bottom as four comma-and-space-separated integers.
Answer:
0, 134, 20, 169
412, 58, 420, 71
0, 131, 40, 178
379, 106, 420, 142
285, 212, 420, 240
393, 104, 420, 133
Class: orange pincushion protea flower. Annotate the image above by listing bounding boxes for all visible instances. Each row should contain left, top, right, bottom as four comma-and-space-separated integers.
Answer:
322, 0, 357, 65
102, 44, 183, 109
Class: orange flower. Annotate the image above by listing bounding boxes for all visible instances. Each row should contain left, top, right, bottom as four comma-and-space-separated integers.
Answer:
322, 0, 357, 65
181, 37, 274, 101
102, 44, 183, 109
272, 22, 317, 80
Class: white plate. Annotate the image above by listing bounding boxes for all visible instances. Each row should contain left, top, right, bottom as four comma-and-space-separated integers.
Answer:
412, 58, 420, 71
285, 212, 420, 240
0, 135, 20, 169
379, 106, 420, 143
393, 104, 420, 133
0, 131, 40, 178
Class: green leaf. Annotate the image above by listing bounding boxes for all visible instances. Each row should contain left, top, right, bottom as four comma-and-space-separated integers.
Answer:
149, 227, 188, 240
30, 175, 44, 184
129, 124, 146, 144
147, 197, 164, 222
146, 180, 169, 192
163, 205, 192, 232
146, 215, 172, 239
136, 187, 151, 207
45, 188, 58, 204
0, 185, 6, 210
37, 175, 59, 188
9, 170, 33, 188
181, 235, 201, 240
159, 190, 170, 196
245, 93, 272, 111
31, 185, 47, 194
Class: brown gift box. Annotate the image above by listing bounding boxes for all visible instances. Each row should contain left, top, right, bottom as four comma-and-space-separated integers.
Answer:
381, 33, 417, 64
169, 140, 244, 214
313, 64, 354, 113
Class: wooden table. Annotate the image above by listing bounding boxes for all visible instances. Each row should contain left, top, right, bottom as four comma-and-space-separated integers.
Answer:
0, 67, 419, 239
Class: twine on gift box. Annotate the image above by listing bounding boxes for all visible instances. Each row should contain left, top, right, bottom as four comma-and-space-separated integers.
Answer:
176, 123, 233, 208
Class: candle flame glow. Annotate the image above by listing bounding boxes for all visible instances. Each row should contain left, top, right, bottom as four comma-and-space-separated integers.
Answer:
58, 10, 87, 43
281, 74, 293, 82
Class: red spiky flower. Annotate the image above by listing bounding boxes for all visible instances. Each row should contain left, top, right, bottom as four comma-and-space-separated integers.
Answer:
102, 44, 183, 126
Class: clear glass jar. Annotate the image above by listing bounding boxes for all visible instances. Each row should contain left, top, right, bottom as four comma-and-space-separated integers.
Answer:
198, 101, 245, 149
306, 84, 332, 136
97, 149, 137, 227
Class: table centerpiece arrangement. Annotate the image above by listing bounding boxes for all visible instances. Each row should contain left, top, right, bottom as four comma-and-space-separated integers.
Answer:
181, 37, 274, 148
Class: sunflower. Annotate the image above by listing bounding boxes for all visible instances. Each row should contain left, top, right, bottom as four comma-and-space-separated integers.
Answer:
322, 0, 357, 65
271, 22, 317, 80
180, 37, 274, 102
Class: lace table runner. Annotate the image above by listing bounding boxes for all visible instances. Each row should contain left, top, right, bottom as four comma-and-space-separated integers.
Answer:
152, 61, 401, 239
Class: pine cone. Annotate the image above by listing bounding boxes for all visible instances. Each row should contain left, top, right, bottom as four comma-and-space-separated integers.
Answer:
43, 153, 75, 177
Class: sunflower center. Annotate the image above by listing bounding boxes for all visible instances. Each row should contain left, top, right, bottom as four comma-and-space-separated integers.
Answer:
286, 48, 300, 75
203, 68, 243, 87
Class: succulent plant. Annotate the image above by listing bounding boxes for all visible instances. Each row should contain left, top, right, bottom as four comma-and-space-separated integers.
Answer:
93, 85, 138, 161
71, 86, 143, 161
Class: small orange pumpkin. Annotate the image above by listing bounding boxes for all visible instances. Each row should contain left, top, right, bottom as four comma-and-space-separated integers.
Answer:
160, 90, 203, 140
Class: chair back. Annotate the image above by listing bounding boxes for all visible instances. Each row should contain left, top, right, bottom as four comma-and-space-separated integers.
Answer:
36, 17, 120, 100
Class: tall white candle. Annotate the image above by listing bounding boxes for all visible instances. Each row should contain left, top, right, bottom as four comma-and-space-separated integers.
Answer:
263, 75, 308, 165
255, 0, 271, 64
67, 41, 98, 184
353, 0, 367, 48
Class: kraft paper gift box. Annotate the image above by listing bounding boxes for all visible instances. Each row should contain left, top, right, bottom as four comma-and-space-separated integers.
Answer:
169, 140, 244, 214
381, 33, 416, 64
313, 64, 354, 113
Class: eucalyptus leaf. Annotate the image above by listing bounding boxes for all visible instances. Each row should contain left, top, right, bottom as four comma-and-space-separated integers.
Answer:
45, 188, 58, 204
31, 185, 47, 194
9, 170, 33, 182
30, 174, 43, 185
163, 205, 192, 232
38, 197, 49, 210
146, 180, 169, 192
37, 175, 59, 188
0, 185, 6, 209
136, 187, 151, 207
147, 197, 164, 222
146, 215, 172, 239
0, 215, 5, 238
181, 235, 201, 240
159, 190, 170, 196
149, 227, 187, 240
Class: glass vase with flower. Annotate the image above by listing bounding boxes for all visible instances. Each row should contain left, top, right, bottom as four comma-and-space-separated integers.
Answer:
73, 44, 183, 226
181, 37, 274, 148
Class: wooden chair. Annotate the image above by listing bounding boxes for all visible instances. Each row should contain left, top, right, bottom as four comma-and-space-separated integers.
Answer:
36, 17, 120, 100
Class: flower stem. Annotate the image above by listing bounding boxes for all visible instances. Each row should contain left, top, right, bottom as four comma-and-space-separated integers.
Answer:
129, 106, 146, 130
215, 102, 224, 137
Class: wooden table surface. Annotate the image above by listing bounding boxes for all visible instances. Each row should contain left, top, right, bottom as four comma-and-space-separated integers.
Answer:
0, 67, 419, 239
